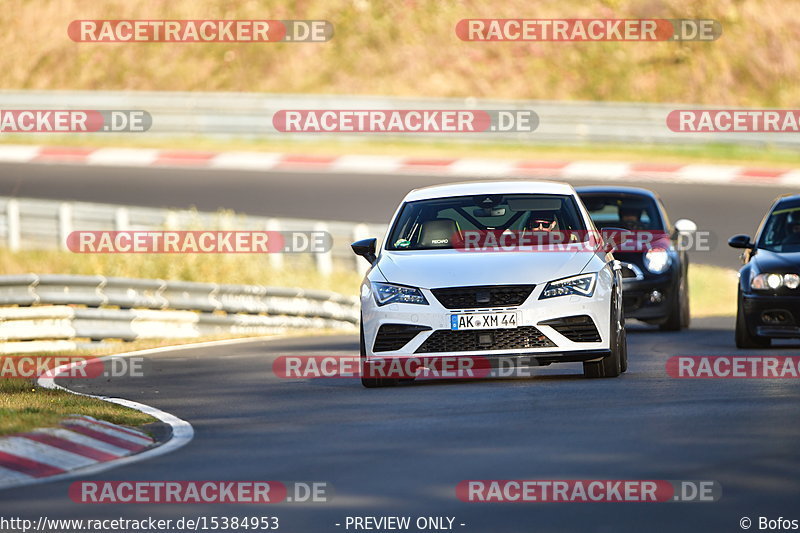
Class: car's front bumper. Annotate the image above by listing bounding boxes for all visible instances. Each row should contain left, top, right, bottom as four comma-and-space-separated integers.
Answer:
620, 267, 678, 321
360, 275, 614, 362
742, 293, 800, 338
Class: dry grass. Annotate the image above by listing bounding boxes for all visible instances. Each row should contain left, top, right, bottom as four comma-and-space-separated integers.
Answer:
689, 263, 738, 318
2, 0, 799, 106
0, 249, 363, 296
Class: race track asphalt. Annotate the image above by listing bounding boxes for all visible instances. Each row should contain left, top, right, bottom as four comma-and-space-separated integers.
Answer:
1, 318, 799, 533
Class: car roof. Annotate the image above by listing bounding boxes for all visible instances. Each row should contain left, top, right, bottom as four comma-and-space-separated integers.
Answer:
403, 180, 576, 202
775, 193, 800, 207
574, 185, 659, 199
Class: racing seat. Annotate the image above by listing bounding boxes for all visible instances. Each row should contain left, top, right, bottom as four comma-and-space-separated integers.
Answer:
417, 219, 461, 248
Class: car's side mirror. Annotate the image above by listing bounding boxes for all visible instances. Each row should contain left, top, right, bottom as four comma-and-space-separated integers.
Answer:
351, 238, 378, 265
728, 235, 753, 249
673, 218, 697, 235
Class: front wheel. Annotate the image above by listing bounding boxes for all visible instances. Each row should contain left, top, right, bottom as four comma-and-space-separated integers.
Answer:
584, 294, 624, 378
735, 291, 770, 349
660, 270, 689, 331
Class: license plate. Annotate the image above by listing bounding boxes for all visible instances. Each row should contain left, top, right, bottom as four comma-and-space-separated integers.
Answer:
450, 312, 518, 330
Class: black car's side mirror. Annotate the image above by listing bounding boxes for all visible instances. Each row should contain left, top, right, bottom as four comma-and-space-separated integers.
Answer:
728, 235, 753, 249
351, 238, 378, 265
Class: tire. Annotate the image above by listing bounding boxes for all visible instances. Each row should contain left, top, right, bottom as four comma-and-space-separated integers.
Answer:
680, 266, 691, 329
735, 290, 770, 349
660, 270, 688, 331
584, 292, 623, 378
360, 320, 398, 388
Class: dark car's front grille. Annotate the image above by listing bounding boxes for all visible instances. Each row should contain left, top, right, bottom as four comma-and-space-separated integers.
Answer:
540, 315, 601, 343
430, 285, 536, 309
415, 326, 554, 353
373, 324, 431, 352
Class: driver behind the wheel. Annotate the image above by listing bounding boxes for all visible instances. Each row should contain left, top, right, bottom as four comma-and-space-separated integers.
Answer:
783, 211, 800, 244
619, 206, 645, 231
525, 210, 558, 232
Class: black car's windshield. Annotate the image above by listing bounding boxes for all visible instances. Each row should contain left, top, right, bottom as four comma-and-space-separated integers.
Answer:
580, 194, 664, 231
758, 202, 800, 253
386, 193, 586, 250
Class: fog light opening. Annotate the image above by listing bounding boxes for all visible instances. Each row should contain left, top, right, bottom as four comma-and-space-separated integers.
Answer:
648, 290, 663, 304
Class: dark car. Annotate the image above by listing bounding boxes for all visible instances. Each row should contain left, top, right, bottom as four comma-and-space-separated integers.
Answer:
729, 194, 800, 348
577, 186, 694, 331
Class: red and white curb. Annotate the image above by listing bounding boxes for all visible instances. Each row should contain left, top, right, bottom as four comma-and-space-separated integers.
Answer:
0, 415, 154, 486
0, 347, 197, 491
0, 144, 798, 188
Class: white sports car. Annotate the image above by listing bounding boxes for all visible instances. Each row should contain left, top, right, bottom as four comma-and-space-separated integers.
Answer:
351, 180, 627, 387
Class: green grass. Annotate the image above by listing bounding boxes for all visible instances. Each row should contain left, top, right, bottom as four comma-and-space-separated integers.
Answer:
0, 379, 156, 435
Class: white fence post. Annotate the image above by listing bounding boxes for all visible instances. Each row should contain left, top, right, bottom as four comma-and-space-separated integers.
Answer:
115, 207, 130, 230
58, 203, 72, 251
266, 218, 283, 269
313, 222, 333, 276
6, 199, 20, 251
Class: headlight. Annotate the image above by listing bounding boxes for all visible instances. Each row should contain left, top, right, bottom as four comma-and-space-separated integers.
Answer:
644, 247, 671, 274
751, 273, 800, 290
540, 273, 597, 299
371, 282, 429, 306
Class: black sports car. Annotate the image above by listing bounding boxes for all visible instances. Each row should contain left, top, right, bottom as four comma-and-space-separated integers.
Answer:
577, 186, 694, 331
729, 193, 800, 348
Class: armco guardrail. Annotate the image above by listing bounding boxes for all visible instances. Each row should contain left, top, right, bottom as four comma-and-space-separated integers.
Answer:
0, 274, 359, 353
0, 196, 387, 274
0, 90, 795, 146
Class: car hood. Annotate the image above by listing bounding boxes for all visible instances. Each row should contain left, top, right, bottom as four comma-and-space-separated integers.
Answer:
376, 249, 597, 288
752, 249, 800, 273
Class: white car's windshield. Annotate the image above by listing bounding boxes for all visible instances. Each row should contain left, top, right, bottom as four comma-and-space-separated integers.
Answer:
386, 193, 586, 251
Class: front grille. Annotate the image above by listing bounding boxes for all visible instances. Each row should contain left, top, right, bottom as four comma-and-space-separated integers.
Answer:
430, 285, 535, 309
373, 324, 431, 352
415, 326, 554, 353
540, 315, 601, 343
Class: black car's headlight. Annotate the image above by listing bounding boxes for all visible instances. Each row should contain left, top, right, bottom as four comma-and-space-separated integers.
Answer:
540, 273, 597, 299
371, 282, 429, 306
751, 273, 800, 290
644, 247, 672, 274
